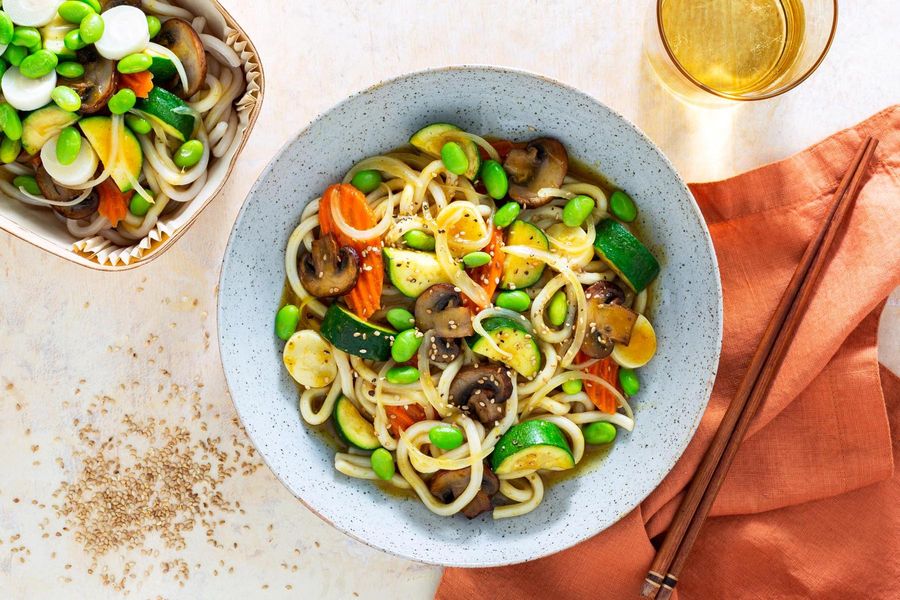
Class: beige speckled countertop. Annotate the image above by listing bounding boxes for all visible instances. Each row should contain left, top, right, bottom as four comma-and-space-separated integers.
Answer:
1, 1, 898, 598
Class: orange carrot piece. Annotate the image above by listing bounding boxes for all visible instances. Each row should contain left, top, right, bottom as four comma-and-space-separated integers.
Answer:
119, 71, 154, 98
581, 353, 620, 414
319, 184, 383, 320
462, 226, 505, 311
96, 178, 133, 227
385, 404, 426, 437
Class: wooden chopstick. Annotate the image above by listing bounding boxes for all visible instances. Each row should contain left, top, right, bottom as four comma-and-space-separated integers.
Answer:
640, 136, 879, 600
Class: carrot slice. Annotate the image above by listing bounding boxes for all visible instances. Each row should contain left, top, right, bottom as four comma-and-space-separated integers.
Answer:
119, 71, 154, 98
580, 353, 620, 414
385, 404, 426, 437
96, 178, 133, 227
318, 184, 383, 319
462, 226, 505, 311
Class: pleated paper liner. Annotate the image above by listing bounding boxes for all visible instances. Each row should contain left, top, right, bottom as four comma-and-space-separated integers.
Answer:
0, 0, 264, 270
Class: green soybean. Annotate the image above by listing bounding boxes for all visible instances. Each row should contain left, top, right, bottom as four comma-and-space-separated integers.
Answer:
108, 88, 136, 114
0, 104, 23, 141
13, 175, 40, 195
0, 62, 6, 80
58, 0, 95, 24
55, 126, 81, 165
50, 85, 82, 112
390, 329, 422, 363
173, 139, 203, 168
386, 365, 420, 385
493, 202, 520, 227
63, 29, 86, 51
274, 304, 300, 341
462, 251, 491, 268
440, 141, 468, 175
561, 379, 582, 395
609, 190, 637, 222
495, 290, 531, 312
78, 0, 102, 12
19, 50, 58, 79
385, 308, 415, 331
370, 448, 395, 480
129, 193, 153, 217
563, 194, 595, 227
0, 13, 13, 46
583, 422, 617, 445
0, 137, 21, 164
547, 290, 568, 327
125, 114, 152, 135
11, 27, 40, 48
428, 425, 464, 451
3, 44, 27, 66
146, 15, 161, 38
618, 368, 640, 396
480, 159, 508, 200
79, 14, 104, 44
56, 61, 85, 78
403, 229, 435, 251
350, 169, 382, 193
117, 53, 152, 74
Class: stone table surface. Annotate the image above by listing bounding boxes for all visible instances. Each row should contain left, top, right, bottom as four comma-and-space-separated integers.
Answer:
1, 1, 898, 598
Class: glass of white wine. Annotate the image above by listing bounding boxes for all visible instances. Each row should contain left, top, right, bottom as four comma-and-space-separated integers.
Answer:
645, 0, 838, 103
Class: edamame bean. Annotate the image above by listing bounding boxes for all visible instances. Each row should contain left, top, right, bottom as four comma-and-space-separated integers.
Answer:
79, 14, 104, 45
350, 169, 381, 193
11, 27, 40, 48
386, 365, 420, 385
385, 308, 415, 331
403, 229, 435, 251
3, 44, 27, 66
390, 329, 423, 363
13, 175, 40, 195
0, 103, 23, 141
129, 193, 152, 217
0, 13, 13, 46
493, 202, 520, 227
58, 0, 95, 24
146, 15, 161, 38
117, 53, 152, 74
609, 190, 637, 222
78, 0, 102, 12
63, 29, 86, 51
547, 290, 568, 327
440, 141, 468, 175
618, 368, 640, 396
562, 194, 595, 227
107, 88, 136, 114
480, 159, 508, 200
583, 422, 617, 445
55, 126, 81, 165
370, 448, 395, 480
428, 424, 464, 451
462, 251, 491, 268
20, 50, 58, 79
125, 114, 152, 135
173, 139, 204, 168
56, 61, 85, 78
50, 85, 82, 112
561, 379, 582, 395
0, 137, 21, 164
495, 290, 531, 312
274, 304, 300, 340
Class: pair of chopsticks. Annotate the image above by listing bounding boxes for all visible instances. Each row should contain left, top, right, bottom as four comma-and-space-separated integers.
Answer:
639, 136, 880, 600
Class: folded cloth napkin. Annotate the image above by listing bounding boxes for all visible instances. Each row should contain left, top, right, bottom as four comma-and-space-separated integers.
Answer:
437, 106, 900, 600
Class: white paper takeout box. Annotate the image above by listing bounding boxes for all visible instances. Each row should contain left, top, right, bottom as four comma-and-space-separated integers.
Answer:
0, 0, 263, 270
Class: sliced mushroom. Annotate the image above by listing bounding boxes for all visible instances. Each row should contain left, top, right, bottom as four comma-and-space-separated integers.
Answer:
581, 281, 635, 357
433, 306, 474, 338
416, 284, 473, 360
415, 284, 463, 331
585, 280, 626, 305
591, 303, 638, 344
35, 164, 100, 220
52, 192, 99, 220
155, 18, 208, 98
427, 336, 462, 363
103, 0, 140, 7
298, 234, 359, 298
503, 138, 569, 208
448, 365, 513, 425
428, 462, 500, 519
61, 48, 116, 114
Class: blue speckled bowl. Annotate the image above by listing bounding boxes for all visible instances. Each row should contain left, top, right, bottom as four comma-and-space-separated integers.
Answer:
218, 66, 722, 567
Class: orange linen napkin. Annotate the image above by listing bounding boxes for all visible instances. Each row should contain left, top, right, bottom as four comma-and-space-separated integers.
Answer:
438, 105, 900, 600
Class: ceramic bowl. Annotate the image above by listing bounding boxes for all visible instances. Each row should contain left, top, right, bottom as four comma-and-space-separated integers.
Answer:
218, 66, 722, 567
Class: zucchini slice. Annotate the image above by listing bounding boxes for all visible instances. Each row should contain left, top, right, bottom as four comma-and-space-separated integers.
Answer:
491, 420, 574, 475
333, 396, 380, 450
409, 122, 481, 179
500, 220, 549, 290
383, 247, 455, 297
21, 105, 80, 155
134, 87, 196, 142
593, 219, 660, 293
469, 317, 542, 379
79, 116, 143, 192
320, 304, 396, 361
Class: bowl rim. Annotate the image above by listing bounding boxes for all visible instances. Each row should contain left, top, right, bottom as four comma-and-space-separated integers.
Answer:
217, 64, 724, 566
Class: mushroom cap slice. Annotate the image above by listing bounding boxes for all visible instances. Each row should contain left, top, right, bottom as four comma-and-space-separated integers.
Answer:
61, 48, 116, 114
36, 163, 100, 220
581, 281, 634, 357
428, 462, 500, 518
155, 17, 208, 98
415, 283, 463, 331
298, 234, 360, 298
503, 138, 569, 208
448, 365, 512, 425
427, 336, 462, 363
